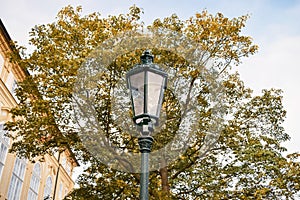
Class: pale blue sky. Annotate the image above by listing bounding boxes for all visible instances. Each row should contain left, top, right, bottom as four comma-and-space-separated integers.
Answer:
1, 0, 300, 154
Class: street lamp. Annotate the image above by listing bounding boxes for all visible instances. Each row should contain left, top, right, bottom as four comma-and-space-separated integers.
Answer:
126, 50, 168, 200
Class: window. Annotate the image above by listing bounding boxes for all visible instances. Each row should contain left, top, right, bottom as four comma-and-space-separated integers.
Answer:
27, 163, 41, 200
58, 183, 63, 200
5, 72, 14, 91
0, 54, 4, 76
61, 157, 71, 175
65, 189, 68, 198
11, 80, 19, 102
43, 176, 52, 200
61, 157, 66, 167
7, 158, 27, 200
0, 123, 9, 179
66, 162, 71, 175
5, 71, 19, 102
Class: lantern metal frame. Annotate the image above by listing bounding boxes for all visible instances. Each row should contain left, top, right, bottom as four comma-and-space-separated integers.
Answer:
126, 50, 168, 127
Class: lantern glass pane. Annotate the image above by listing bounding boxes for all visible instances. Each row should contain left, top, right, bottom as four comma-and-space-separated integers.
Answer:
147, 71, 164, 117
129, 72, 144, 116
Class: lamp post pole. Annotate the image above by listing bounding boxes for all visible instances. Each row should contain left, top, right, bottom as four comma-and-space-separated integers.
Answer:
138, 124, 154, 200
126, 50, 168, 200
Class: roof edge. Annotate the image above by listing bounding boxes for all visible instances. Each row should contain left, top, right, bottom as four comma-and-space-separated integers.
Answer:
0, 19, 12, 44
0, 19, 30, 76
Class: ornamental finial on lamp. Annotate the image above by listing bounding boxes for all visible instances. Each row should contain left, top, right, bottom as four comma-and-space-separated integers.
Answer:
140, 50, 153, 64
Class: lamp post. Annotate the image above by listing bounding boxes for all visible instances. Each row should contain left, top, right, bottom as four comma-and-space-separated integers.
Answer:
126, 50, 168, 200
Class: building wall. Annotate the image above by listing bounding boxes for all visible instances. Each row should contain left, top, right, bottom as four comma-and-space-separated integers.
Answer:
0, 19, 78, 200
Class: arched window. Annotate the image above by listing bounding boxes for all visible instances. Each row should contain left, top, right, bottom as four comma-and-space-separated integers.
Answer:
43, 176, 52, 200
27, 163, 41, 200
7, 158, 26, 200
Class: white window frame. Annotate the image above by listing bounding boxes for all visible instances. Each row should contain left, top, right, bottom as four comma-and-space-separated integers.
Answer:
0, 123, 9, 179
7, 157, 27, 200
27, 163, 41, 200
43, 176, 53, 200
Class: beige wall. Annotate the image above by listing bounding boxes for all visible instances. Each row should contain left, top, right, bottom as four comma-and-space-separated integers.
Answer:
0, 20, 77, 200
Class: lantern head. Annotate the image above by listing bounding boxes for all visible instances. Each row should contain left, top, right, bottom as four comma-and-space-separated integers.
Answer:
126, 50, 168, 126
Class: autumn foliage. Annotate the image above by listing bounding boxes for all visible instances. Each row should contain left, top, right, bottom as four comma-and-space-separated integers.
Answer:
6, 5, 300, 199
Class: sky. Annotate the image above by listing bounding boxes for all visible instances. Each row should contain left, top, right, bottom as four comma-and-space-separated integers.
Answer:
1, 0, 300, 155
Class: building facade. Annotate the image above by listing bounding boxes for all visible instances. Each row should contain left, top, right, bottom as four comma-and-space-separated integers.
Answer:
0, 19, 78, 200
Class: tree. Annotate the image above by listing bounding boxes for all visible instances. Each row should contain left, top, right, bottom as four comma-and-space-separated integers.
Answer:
6, 5, 300, 199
